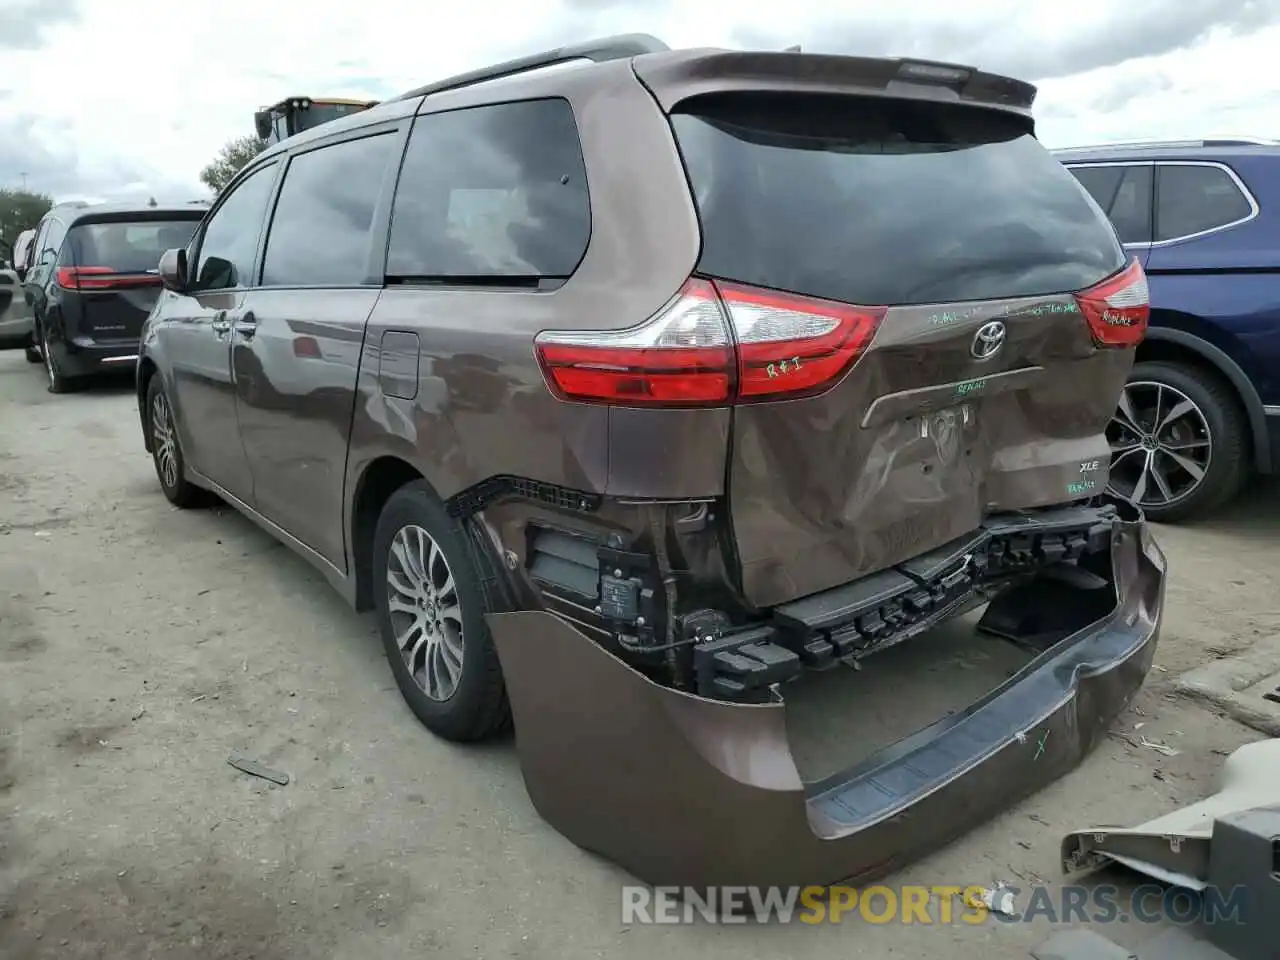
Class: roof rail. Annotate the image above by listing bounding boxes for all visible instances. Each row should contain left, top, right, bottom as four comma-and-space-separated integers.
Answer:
1054, 136, 1280, 152
393, 33, 670, 102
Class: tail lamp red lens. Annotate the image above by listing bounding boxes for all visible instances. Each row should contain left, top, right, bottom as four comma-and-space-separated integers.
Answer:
55, 266, 161, 290
534, 278, 886, 407
1075, 258, 1149, 348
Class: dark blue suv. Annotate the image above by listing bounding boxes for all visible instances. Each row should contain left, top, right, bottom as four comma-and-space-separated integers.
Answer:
1054, 138, 1280, 521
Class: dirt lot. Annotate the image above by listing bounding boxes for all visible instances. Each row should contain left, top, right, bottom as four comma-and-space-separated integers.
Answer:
2, 350, 1278, 960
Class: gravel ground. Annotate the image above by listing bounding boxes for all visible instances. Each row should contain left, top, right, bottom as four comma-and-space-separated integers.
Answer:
1, 350, 1277, 959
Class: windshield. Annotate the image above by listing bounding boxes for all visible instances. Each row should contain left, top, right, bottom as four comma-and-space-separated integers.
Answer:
671, 93, 1126, 307
64, 219, 200, 273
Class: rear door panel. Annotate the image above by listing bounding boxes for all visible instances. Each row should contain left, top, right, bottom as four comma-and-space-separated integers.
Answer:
233, 289, 378, 568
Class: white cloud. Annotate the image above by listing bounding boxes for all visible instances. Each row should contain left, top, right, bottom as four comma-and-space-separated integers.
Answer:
0, 0, 1275, 201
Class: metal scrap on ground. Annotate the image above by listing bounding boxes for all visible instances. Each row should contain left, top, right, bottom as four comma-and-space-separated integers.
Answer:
227, 751, 290, 786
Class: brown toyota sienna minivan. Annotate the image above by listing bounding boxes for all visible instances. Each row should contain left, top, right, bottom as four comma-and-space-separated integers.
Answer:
137, 35, 1166, 889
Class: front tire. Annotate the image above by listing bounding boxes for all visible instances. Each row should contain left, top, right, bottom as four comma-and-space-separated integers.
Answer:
146, 375, 205, 508
372, 481, 509, 742
1106, 361, 1249, 522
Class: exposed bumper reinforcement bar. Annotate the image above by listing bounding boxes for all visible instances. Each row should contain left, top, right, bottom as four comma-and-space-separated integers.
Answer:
487, 497, 1165, 888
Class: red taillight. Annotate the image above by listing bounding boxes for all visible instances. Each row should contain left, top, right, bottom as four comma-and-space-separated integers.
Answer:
533, 278, 885, 407
535, 278, 734, 406
55, 266, 160, 290
1076, 258, 1149, 348
716, 281, 886, 401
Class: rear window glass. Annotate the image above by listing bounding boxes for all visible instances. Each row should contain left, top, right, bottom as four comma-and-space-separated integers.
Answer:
671, 94, 1126, 306
65, 219, 201, 274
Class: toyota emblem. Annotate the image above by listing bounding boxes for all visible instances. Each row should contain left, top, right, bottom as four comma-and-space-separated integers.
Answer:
971, 320, 1006, 360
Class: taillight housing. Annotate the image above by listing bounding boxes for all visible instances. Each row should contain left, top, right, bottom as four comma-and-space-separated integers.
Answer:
533, 278, 886, 407
1076, 258, 1149, 348
55, 266, 160, 290
716, 282, 886, 401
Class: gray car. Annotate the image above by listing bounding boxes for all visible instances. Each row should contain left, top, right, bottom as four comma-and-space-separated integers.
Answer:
0, 267, 35, 357
135, 35, 1167, 888
1, 225, 36, 358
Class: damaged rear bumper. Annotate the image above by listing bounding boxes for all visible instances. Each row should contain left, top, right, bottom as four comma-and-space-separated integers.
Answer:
486, 499, 1165, 888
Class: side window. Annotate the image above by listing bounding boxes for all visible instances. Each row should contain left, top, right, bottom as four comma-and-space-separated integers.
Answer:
260, 132, 397, 287
1068, 165, 1153, 245
1107, 165, 1154, 245
28, 219, 51, 270
1069, 166, 1124, 210
386, 98, 591, 280
190, 163, 278, 292
1155, 164, 1253, 242
39, 218, 67, 265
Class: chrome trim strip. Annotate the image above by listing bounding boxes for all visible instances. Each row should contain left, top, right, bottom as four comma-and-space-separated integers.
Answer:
1264, 405, 1280, 417
99, 354, 139, 364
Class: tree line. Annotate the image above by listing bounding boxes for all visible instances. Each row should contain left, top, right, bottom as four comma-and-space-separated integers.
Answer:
199, 136, 266, 195
0, 188, 54, 262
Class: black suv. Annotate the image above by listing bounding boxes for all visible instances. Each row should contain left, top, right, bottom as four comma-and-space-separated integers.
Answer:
24, 202, 202, 393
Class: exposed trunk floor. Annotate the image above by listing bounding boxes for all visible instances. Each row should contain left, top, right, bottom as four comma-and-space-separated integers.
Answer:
783, 609, 1036, 782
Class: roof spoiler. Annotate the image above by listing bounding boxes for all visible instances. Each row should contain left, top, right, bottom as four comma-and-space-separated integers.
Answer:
633, 51, 1037, 116
393, 33, 670, 102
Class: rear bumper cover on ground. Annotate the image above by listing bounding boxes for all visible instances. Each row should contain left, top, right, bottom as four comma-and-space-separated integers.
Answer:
487, 501, 1165, 888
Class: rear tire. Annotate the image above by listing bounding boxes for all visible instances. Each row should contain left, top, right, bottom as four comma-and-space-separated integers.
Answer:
23, 339, 41, 364
40, 324, 75, 394
1107, 361, 1249, 522
372, 481, 509, 742
146, 374, 206, 508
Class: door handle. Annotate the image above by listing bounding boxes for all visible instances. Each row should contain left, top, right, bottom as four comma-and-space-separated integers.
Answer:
233, 311, 257, 339
210, 311, 230, 334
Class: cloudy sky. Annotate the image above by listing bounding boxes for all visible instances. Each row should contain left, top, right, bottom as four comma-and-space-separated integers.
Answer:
1, 0, 1277, 203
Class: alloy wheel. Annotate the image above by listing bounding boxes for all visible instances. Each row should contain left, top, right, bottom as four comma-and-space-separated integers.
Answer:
386, 524, 464, 701
151, 390, 179, 489
1106, 380, 1212, 510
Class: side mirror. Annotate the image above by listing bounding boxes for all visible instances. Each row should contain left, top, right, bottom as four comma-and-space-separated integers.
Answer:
254, 111, 271, 141
158, 247, 188, 293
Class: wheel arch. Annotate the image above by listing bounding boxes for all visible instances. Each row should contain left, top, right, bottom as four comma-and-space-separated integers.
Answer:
137, 357, 159, 453
349, 455, 427, 611
1137, 321, 1272, 474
